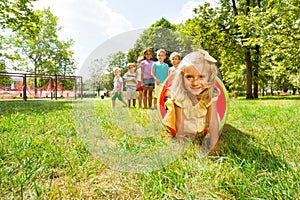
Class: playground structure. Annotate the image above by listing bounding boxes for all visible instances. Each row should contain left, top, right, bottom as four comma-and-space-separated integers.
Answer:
0, 71, 83, 101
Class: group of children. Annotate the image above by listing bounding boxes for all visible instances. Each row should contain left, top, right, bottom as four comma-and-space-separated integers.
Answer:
112, 48, 182, 109
111, 48, 221, 150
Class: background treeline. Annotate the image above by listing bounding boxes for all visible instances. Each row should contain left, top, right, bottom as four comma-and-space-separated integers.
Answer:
0, 0, 76, 87
1, 0, 299, 99
90, 0, 299, 99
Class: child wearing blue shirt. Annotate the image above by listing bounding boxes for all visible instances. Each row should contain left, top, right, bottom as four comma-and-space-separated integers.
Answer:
151, 49, 169, 109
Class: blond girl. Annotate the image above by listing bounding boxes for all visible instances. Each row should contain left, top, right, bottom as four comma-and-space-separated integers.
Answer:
111, 67, 127, 108
168, 52, 181, 76
163, 50, 220, 150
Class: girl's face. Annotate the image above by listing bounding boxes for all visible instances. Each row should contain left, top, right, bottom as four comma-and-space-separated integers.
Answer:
183, 65, 209, 96
170, 56, 181, 67
115, 69, 121, 76
144, 50, 152, 60
157, 52, 166, 62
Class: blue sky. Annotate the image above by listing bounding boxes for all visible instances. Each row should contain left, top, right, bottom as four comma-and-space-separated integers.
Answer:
33, 0, 218, 73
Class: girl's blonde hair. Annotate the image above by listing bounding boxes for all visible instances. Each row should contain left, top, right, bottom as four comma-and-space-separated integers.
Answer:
113, 67, 121, 76
156, 49, 166, 56
169, 50, 219, 104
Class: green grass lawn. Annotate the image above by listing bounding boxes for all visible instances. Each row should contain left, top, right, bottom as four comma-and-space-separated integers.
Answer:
0, 97, 299, 199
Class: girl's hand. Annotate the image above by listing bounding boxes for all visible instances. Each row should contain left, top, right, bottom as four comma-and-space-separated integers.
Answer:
207, 101, 219, 151
156, 79, 161, 85
176, 136, 185, 143
175, 132, 185, 143
211, 145, 217, 151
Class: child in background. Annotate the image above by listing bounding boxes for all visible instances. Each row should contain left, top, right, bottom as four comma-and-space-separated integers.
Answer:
168, 52, 181, 76
151, 49, 169, 109
140, 48, 154, 109
124, 63, 137, 108
163, 50, 220, 150
164, 52, 182, 90
111, 67, 127, 108
136, 56, 144, 108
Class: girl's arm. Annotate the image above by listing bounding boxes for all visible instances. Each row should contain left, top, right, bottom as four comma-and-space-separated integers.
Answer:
123, 73, 129, 82
141, 66, 144, 86
174, 103, 184, 142
151, 66, 160, 85
167, 68, 171, 76
118, 79, 123, 94
207, 101, 219, 150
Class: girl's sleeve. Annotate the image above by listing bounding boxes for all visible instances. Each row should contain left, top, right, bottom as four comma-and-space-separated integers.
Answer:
162, 97, 182, 132
139, 61, 144, 68
163, 99, 176, 132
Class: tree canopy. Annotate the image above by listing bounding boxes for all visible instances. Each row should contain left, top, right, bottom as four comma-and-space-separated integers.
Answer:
126, 18, 193, 65
3, 1, 298, 97
0, 0, 76, 77
182, 0, 300, 98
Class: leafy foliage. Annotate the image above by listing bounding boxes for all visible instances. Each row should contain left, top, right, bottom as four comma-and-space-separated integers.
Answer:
0, 0, 39, 34
0, 60, 12, 85
7, 8, 76, 75
127, 18, 193, 65
88, 58, 109, 94
182, 0, 300, 97
0, 1, 76, 77
104, 51, 127, 90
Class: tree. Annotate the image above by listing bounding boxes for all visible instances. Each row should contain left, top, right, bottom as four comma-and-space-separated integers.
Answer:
89, 58, 109, 96
0, 0, 40, 69
0, 0, 39, 35
127, 18, 193, 65
8, 8, 76, 75
182, 0, 300, 98
106, 51, 127, 90
182, 2, 243, 92
259, 0, 300, 94
2, 8, 76, 90
0, 60, 12, 86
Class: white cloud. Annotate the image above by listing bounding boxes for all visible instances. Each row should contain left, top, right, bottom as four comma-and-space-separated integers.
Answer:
31, 0, 220, 75
33, 0, 133, 70
174, 0, 219, 24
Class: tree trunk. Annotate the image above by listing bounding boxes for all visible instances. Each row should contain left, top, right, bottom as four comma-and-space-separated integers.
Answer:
231, 0, 238, 16
34, 67, 37, 96
253, 45, 259, 98
245, 0, 253, 99
270, 84, 274, 95
245, 48, 253, 99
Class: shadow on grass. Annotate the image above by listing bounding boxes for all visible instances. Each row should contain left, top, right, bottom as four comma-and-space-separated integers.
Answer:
0, 99, 80, 115
217, 124, 292, 172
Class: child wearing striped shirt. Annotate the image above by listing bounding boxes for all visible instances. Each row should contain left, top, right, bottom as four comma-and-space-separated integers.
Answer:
123, 63, 137, 108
